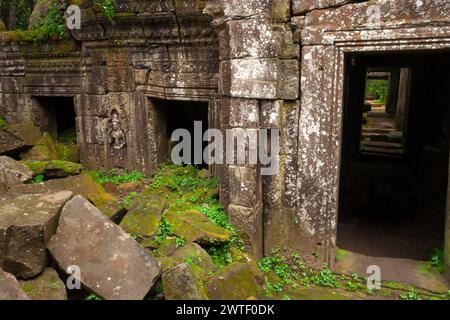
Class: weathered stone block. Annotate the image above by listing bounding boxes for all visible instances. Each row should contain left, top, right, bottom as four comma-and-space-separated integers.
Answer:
221, 0, 271, 18
278, 60, 300, 99
229, 58, 278, 99
229, 98, 259, 128
162, 263, 207, 300
228, 19, 280, 59
272, 0, 291, 22
0, 191, 73, 279
48, 196, 161, 300
206, 263, 261, 300
0, 269, 30, 300
228, 204, 263, 259
0, 156, 33, 193
228, 166, 258, 207
261, 100, 282, 128
293, 0, 350, 15
165, 210, 232, 245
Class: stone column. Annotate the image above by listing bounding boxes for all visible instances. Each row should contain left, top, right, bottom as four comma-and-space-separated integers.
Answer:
204, 0, 300, 259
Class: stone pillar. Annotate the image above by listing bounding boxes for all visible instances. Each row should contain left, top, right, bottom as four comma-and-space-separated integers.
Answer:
395, 68, 411, 131
204, 0, 300, 259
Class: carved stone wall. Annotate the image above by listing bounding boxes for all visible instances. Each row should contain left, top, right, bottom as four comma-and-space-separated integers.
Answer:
1, 0, 450, 263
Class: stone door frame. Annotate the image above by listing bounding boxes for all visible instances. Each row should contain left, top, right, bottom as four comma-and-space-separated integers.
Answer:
298, 25, 450, 266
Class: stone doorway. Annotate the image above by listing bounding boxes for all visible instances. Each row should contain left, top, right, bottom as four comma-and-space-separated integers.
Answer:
32, 96, 77, 142
147, 98, 210, 168
337, 52, 450, 262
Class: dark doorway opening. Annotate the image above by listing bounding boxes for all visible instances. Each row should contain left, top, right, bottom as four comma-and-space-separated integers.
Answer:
338, 51, 450, 261
150, 98, 209, 168
33, 96, 77, 143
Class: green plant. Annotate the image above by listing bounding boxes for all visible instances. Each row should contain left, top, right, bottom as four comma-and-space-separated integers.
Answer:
33, 174, 45, 184
85, 294, 102, 300
430, 248, 447, 273
18, 3, 66, 43
88, 170, 145, 185
399, 289, 421, 301
345, 281, 362, 292
207, 243, 233, 267
94, 0, 117, 22
311, 265, 338, 288
123, 191, 137, 207
175, 237, 186, 248
154, 217, 174, 244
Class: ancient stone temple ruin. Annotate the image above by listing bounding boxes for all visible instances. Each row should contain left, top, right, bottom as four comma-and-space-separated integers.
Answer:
1, 0, 450, 280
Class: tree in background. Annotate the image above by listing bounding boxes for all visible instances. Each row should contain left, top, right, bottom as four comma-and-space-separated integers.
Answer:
365, 79, 388, 104
0, 0, 36, 30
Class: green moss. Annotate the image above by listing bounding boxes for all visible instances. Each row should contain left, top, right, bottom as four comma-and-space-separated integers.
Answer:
0, 117, 8, 128
56, 143, 79, 163
22, 160, 82, 176
86, 169, 145, 185
335, 248, 349, 262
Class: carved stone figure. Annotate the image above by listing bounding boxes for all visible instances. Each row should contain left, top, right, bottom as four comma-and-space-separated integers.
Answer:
108, 110, 126, 150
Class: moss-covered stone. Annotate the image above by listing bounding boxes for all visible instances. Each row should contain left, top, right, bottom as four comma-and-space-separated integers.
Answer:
165, 210, 232, 245
206, 263, 262, 300
6, 123, 41, 147
120, 195, 166, 238
44, 173, 107, 200
162, 263, 208, 300
22, 132, 58, 161
89, 192, 124, 220
56, 143, 79, 162
22, 160, 82, 178
19, 268, 67, 300
158, 241, 217, 279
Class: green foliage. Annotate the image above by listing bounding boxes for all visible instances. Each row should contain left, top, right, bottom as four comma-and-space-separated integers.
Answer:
365, 79, 388, 104
399, 289, 421, 300
88, 169, 145, 185
206, 244, 233, 267
258, 249, 308, 294
175, 236, 186, 248
123, 191, 137, 207
195, 203, 234, 232
93, 0, 117, 22
85, 294, 102, 300
150, 164, 219, 196
17, 3, 66, 42
154, 217, 174, 244
0, 0, 35, 30
33, 174, 45, 183
430, 248, 447, 273
0, 117, 8, 128
311, 265, 338, 288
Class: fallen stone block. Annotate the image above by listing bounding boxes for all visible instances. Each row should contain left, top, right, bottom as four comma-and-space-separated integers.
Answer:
0, 191, 73, 279
162, 263, 208, 300
0, 129, 24, 155
165, 210, 232, 245
0, 156, 33, 193
206, 263, 261, 300
0, 269, 30, 300
120, 195, 166, 238
48, 196, 161, 300
21, 160, 82, 179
